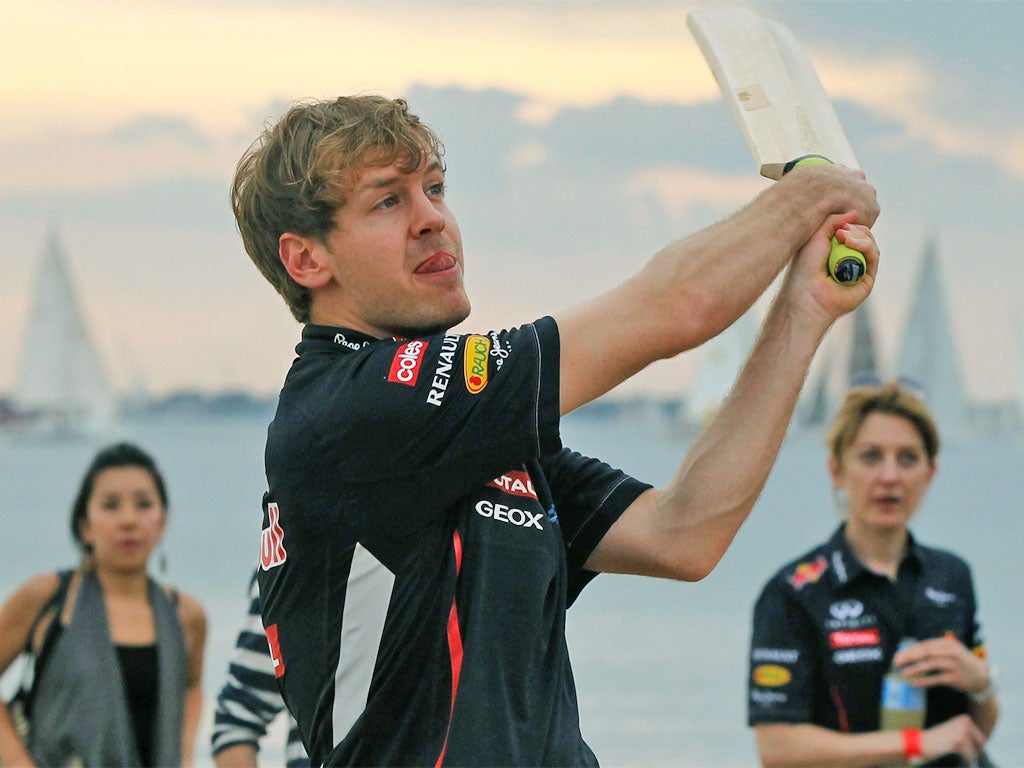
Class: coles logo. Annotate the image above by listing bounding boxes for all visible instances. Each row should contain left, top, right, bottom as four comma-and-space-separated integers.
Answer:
829, 628, 881, 649
266, 623, 285, 678
464, 335, 491, 394
388, 340, 429, 387
487, 471, 538, 499
260, 502, 287, 571
752, 664, 792, 687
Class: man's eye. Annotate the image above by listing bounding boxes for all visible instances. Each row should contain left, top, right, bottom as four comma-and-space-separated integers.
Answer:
427, 181, 445, 197
375, 195, 398, 210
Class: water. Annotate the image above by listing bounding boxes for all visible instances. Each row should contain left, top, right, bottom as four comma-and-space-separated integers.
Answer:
1, 413, 1020, 766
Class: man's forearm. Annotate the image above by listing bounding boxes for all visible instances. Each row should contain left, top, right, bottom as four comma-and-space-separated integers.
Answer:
649, 289, 826, 578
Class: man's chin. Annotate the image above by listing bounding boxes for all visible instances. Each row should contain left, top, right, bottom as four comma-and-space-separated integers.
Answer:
393, 305, 471, 339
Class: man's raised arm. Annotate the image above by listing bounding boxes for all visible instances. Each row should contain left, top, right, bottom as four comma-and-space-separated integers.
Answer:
554, 163, 878, 414
583, 210, 879, 581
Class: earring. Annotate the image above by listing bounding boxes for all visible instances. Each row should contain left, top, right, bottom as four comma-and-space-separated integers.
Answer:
159, 550, 168, 575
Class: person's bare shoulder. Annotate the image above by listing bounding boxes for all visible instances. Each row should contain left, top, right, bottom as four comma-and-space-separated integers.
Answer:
172, 589, 208, 644
2, 572, 62, 622
0, 572, 64, 661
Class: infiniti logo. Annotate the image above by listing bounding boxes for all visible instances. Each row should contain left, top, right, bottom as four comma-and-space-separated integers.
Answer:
829, 599, 864, 621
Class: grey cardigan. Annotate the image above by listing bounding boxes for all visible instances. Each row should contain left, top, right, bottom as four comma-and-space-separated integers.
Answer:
28, 570, 187, 767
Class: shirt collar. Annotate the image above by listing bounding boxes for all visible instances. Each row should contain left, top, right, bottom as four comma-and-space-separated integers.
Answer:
297, 324, 381, 355
826, 523, 923, 586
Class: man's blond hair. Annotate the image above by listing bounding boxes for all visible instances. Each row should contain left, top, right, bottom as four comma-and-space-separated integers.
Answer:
232, 96, 444, 322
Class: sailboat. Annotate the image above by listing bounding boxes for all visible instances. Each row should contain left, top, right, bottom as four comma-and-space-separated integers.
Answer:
9, 227, 117, 435
797, 302, 882, 430
676, 307, 758, 433
892, 237, 971, 440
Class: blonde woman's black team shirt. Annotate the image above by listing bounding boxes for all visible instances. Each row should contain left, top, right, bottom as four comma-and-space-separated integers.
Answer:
748, 524, 986, 748
258, 318, 651, 766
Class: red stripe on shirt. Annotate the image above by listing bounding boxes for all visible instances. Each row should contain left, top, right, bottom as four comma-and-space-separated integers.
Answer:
830, 683, 850, 733
435, 529, 464, 768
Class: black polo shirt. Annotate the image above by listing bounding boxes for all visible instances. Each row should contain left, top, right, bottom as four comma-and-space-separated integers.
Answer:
258, 318, 651, 766
748, 524, 986, 734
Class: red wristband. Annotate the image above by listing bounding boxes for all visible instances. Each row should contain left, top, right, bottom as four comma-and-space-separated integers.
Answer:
902, 728, 923, 765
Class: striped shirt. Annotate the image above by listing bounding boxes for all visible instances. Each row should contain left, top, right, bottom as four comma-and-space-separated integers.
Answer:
211, 571, 308, 767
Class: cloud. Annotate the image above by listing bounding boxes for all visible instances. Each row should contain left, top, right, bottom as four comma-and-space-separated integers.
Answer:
815, 52, 1024, 183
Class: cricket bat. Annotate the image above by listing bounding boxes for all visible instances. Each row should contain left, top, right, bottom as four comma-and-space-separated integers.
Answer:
687, 7, 866, 284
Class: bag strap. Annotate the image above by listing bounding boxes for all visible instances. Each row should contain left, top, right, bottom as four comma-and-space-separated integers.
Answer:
25, 570, 74, 650
14, 570, 75, 713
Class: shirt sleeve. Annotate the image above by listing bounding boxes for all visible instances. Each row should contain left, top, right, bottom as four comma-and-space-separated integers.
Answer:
211, 572, 291, 757
538, 448, 653, 605
270, 319, 562, 536
748, 574, 817, 726
962, 561, 986, 658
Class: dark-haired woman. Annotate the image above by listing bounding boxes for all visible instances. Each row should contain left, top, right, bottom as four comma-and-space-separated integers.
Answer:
0, 443, 206, 767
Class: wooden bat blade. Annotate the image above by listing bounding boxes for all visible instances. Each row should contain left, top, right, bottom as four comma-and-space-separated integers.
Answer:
687, 8, 856, 179
764, 19, 857, 171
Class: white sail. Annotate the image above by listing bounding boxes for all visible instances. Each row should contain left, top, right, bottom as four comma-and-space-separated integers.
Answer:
681, 307, 757, 428
798, 302, 882, 428
893, 237, 971, 439
12, 227, 117, 433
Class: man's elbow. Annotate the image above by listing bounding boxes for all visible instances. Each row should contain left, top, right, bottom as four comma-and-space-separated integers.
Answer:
661, 549, 724, 582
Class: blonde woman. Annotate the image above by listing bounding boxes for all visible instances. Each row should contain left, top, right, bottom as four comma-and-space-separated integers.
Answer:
748, 381, 998, 767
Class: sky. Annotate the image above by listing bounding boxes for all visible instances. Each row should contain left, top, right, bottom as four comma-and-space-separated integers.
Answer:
2, 0, 1022, 401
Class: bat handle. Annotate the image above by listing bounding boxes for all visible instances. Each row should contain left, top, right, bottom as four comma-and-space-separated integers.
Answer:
785, 155, 867, 286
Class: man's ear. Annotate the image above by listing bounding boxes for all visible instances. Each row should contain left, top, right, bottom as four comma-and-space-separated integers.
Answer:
280, 233, 333, 289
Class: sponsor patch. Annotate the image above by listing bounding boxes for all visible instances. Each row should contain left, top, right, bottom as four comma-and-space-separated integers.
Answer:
829, 599, 864, 621
752, 664, 792, 687
487, 471, 538, 499
475, 500, 544, 529
427, 334, 460, 406
388, 340, 428, 387
925, 586, 957, 606
260, 502, 287, 570
788, 555, 828, 590
829, 628, 881, 649
751, 689, 788, 706
833, 646, 884, 665
266, 623, 285, 678
463, 335, 491, 393
752, 648, 800, 664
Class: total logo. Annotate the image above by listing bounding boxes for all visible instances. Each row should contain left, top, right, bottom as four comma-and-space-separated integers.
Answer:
475, 500, 544, 530
487, 471, 538, 499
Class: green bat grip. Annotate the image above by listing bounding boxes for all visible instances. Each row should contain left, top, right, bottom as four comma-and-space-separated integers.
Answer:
786, 155, 867, 285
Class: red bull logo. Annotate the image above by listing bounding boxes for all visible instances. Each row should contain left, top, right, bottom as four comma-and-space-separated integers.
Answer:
260, 502, 287, 571
788, 555, 828, 590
